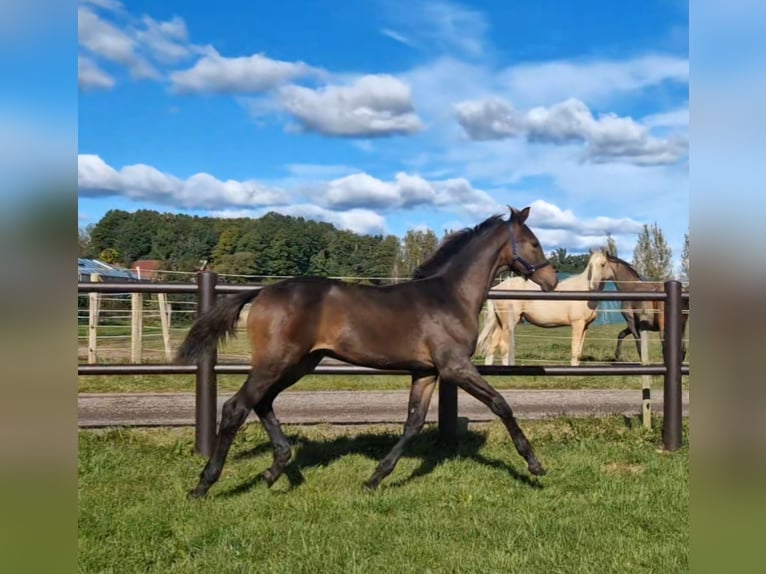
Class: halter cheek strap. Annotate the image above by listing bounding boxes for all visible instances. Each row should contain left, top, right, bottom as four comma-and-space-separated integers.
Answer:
509, 229, 551, 278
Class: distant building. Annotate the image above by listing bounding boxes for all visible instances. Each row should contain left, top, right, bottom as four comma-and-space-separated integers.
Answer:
130, 259, 164, 281
78, 258, 139, 283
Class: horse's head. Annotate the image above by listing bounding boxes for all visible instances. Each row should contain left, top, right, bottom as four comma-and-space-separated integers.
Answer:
501, 205, 558, 291
586, 248, 613, 290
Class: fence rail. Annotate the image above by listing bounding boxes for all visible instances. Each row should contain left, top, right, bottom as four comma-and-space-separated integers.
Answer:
78, 273, 689, 457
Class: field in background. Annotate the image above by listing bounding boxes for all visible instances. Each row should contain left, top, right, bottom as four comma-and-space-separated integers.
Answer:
78, 418, 688, 573
78, 322, 690, 393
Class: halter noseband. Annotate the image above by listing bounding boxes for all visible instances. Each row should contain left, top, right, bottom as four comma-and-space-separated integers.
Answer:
509, 228, 551, 278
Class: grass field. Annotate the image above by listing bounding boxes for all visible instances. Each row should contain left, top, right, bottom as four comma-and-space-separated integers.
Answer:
78, 417, 688, 573
78, 322, 690, 393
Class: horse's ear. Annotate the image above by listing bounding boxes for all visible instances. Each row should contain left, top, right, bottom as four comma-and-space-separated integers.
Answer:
510, 206, 530, 224
507, 205, 519, 221
589, 248, 594, 255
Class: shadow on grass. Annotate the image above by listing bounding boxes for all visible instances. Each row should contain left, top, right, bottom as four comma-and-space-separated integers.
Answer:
218, 427, 542, 498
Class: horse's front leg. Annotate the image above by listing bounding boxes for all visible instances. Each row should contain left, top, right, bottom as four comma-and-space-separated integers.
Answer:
439, 359, 545, 477
364, 375, 437, 490
571, 320, 586, 366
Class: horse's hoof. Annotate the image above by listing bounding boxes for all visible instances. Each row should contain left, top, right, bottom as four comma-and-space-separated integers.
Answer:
263, 469, 279, 488
363, 479, 380, 491
188, 485, 208, 499
528, 461, 547, 477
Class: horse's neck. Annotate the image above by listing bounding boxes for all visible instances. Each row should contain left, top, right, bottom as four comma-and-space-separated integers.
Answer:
612, 263, 645, 291
564, 264, 606, 291
442, 227, 508, 315
560, 268, 590, 290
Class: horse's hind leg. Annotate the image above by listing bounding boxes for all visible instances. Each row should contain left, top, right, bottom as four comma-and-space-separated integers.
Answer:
614, 327, 634, 361
189, 356, 312, 498
189, 380, 258, 499
439, 360, 544, 476
364, 375, 437, 490
255, 354, 322, 487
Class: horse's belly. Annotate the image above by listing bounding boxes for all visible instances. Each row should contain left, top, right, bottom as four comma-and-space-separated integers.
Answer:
522, 301, 592, 327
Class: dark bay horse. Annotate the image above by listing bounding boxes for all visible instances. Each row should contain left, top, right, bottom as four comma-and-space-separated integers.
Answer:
605, 254, 689, 362
177, 206, 558, 497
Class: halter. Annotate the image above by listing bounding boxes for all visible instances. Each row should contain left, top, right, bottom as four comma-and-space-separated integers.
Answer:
509, 227, 551, 278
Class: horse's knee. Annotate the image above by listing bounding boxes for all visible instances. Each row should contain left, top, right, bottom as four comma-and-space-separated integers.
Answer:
489, 396, 513, 419
221, 396, 249, 429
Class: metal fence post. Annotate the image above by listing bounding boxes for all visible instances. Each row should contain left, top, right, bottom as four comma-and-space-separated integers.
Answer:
438, 380, 458, 445
195, 271, 218, 457
663, 280, 683, 451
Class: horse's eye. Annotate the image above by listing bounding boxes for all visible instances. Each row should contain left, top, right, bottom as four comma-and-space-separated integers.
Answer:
532, 241, 539, 248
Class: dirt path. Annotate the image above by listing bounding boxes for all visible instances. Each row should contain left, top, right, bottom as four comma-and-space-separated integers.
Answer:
78, 389, 689, 427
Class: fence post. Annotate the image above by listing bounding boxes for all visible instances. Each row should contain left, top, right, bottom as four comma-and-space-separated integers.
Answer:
131, 292, 143, 363
438, 380, 458, 445
663, 280, 683, 451
640, 331, 651, 429
88, 273, 101, 364
195, 271, 218, 457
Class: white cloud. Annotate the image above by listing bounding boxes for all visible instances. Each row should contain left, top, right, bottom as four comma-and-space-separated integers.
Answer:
77, 2, 203, 89
498, 54, 689, 107
279, 74, 423, 137
80, 0, 124, 11
527, 199, 644, 235
317, 171, 497, 217
379, 0, 488, 57
380, 28, 416, 47
210, 205, 387, 235
78, 55, 115, 90
324, 172, 436, 209
280, 204, 387, 235
641, 106, 689, 129
170, 48, 320, 94
78, 154, 290, 209
78, 5, 157, 79
455, 97, 688, 166
134, 15, 192, 64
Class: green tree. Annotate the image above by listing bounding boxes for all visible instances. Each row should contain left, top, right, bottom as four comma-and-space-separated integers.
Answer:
89, 209, 130, 256
78, 224, 94, 257
99, 247, 119, 264
632, 222, 673, 281
679, 230, 689, 283
397, 228, 439, 278
211, 226, 241, 263
212, 252, 260, 282
547, 248, 589, 274
605, 232, 618, 257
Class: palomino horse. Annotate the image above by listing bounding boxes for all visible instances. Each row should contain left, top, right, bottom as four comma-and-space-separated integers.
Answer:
177, 206, 558, 497
477, 248, 614, 367
605, 254, 689, 362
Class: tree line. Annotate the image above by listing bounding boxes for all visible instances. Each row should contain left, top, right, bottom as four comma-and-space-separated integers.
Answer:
78, 209, 688, 283
78, 209, 446, 283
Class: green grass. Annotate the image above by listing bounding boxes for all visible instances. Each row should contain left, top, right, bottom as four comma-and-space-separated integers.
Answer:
78, 323, 690, 393
78, 418, 688, 573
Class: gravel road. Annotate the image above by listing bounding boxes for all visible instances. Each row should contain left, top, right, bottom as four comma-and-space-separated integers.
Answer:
78, 389, 689, 427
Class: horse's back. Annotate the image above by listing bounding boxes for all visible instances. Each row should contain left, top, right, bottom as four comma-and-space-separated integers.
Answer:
246, 277, 435, 368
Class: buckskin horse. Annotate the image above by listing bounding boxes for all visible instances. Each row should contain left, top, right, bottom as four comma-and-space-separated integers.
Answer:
477, 248, 615, 366
177, 206, 558, 497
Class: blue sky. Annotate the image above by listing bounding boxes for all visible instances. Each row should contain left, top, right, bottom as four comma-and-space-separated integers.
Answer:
78, 0, 689, 267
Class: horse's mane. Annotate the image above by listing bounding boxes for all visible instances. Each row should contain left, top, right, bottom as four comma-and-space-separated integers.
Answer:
413, 214, 505, 279
605, 253, 642, 279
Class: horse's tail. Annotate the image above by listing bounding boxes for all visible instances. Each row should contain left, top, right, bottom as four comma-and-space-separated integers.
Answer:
476, 300, 501, 357
175, 289, 262, 364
